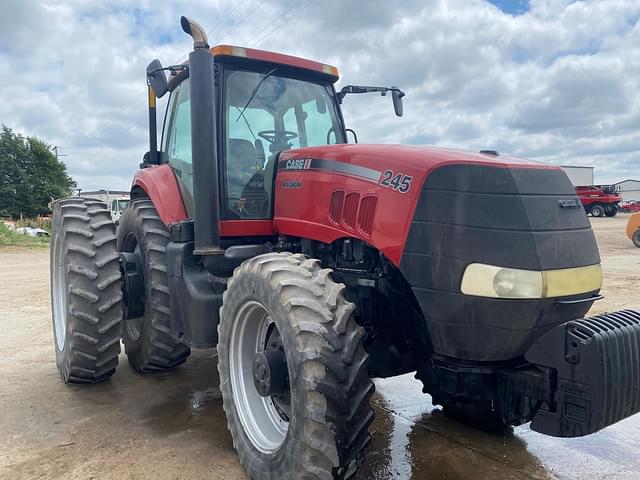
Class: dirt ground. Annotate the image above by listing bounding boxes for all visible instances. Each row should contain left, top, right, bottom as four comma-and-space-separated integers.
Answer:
1, 216, 639, 479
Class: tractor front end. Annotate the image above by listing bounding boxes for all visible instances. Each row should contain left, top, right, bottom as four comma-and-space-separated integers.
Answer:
396, 158, 640, 437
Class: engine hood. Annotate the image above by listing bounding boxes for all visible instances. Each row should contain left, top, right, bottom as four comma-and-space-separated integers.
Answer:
279, 143, 557, 199
278, 143, 600, 362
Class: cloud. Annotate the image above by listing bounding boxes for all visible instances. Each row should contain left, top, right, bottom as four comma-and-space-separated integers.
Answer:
0, 0, 638, 190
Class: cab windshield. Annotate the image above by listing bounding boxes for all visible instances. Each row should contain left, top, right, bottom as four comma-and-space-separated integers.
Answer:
224, 68, 345, 219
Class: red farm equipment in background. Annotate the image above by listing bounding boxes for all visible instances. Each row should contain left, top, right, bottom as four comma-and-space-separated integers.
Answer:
575, 184, 622, 217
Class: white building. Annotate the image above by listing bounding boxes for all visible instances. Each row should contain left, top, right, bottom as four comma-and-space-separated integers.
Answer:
614, 179, 640, 202
560, 165, 594, 187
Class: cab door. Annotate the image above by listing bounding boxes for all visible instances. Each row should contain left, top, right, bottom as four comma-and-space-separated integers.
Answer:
163, 79, 195, 217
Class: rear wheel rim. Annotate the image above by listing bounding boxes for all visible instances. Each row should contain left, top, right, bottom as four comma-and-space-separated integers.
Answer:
229, 300, 290, 454
125, 244, 143, 341
51, 232, 67, 352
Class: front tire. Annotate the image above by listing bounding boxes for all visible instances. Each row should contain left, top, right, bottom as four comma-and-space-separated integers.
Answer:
50, 198, 123, 384
117, 199, 190, 372
590, 204, 605, 217
633, 230, 640, 248
218, 253, 374, 479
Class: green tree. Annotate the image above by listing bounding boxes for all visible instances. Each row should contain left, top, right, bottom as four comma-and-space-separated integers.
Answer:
0, 126, 76, 218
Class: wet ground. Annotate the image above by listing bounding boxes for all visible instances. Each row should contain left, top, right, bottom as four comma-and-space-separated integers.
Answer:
1, 216, 639, 479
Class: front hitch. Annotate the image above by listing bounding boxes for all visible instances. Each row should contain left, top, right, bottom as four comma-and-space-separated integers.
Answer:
525, 310, 640, 437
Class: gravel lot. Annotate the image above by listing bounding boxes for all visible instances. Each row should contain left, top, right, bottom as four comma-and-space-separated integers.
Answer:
1, 215, 639, 479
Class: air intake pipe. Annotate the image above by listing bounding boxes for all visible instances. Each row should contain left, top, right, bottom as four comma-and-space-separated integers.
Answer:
181, 16, 222, 255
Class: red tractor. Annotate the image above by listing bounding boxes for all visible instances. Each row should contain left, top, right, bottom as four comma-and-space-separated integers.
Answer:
575, 184, 622, 217
50, 17, 640, 480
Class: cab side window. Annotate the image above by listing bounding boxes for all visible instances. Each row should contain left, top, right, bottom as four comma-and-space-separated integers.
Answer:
165, 80, 193, 193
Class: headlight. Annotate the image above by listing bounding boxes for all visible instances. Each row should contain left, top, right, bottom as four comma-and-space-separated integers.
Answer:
460, 263, 602, 299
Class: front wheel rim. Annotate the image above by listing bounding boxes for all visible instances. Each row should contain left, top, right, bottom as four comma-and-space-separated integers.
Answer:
229, 300, 290, 454
51, 232, 67, 352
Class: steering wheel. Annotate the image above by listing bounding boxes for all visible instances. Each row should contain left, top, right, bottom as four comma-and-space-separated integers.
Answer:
258, 130, 298, 145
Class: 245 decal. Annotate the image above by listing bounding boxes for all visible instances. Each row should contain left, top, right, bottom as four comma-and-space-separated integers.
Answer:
379, 170, 412, 193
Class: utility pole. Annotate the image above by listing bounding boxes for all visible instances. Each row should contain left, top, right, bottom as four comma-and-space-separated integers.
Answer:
52, 146, 68, 159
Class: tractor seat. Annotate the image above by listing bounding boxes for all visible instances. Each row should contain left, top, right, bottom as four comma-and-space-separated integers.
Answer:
228, 138, 269, 217
228, 138, 260, 172
228, 138, 259, 196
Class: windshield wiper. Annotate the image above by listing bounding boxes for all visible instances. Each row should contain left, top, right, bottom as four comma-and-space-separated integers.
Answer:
236, 67, 278, 122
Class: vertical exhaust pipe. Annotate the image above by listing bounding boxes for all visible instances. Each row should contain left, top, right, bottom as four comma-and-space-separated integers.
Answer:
181, 16, 222, 255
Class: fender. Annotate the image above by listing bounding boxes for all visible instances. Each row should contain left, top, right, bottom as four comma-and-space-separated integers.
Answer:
131, 164, 188, 225
131, 164, 276, 236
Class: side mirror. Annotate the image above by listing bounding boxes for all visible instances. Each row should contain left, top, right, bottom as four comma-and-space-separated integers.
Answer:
146, 59, 168, 98
391, 87, 404, 117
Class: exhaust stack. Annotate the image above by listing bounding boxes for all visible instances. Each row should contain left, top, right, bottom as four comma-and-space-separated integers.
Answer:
181, 16, 222, 255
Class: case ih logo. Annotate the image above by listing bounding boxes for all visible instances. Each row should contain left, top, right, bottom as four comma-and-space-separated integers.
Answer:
284, 158, 312, 170
559, 199, 581, 208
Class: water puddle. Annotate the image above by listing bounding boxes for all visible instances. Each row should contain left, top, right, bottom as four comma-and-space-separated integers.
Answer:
358, 373, 640, 479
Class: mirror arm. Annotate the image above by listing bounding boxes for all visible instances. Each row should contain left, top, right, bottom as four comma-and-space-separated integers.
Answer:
338, 85, 405, 101
338, 84, 405, 116
346, 128, 358, 144
148, 65, 188, 76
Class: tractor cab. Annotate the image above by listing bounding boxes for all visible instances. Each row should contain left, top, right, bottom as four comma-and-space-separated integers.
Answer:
159, 47, 347, 221
144, 18, 403, 256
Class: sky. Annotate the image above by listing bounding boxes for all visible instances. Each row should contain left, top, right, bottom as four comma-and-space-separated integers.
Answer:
0, 0, 638, 190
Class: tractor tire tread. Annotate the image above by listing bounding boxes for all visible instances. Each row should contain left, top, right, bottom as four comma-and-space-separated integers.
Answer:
51, 197, 123, 384
218, 252, 374, 480
117, 199, 190, 373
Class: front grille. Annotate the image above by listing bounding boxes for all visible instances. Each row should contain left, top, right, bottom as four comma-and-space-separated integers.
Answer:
329, 190, 344, 225
342, 192, 359, 229
328, 190, 377, 236
357, 196, 377, 236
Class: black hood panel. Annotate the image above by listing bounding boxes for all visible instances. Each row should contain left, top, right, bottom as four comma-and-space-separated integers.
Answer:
400, 164, 601, 361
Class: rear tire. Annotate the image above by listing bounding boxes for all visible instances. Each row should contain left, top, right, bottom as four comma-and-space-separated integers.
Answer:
218, 253, 374, 479
590, 204, 604, 217
117, 199, 190, 372
633, 230, 640, 248
605, 206, 618, 217
50, 198, 123, 384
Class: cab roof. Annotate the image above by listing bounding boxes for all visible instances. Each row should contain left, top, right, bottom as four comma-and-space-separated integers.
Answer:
211, 44, 339, 82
